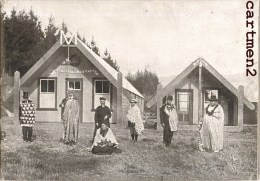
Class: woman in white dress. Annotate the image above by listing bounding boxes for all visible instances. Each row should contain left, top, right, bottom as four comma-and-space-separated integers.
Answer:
126, 98, 144, 141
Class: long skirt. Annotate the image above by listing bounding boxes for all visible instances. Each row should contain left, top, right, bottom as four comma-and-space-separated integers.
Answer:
201, 115, 224, 151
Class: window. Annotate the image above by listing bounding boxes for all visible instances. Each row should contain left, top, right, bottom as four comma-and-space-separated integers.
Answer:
177, 92, 190, 112
68, 80, 81, 90
204, 89, 219, 101
93, 80, 111, 109
204, 89, 220, 108
95, 80, 110, 93
41, 80, 55, 92
39, 78, 57, 109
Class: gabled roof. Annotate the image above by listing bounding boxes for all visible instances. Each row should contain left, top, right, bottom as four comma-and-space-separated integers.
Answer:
21, 35, 143, 98
146, 58, 255, 110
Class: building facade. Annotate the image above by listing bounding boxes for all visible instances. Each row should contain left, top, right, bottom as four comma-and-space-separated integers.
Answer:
14, 32, 144, 125
147, 58, 255, 131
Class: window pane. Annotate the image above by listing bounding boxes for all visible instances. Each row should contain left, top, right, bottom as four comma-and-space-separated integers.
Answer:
69, 81, 74, 89
95, 81, 102, 93
48, 80, 55, 92
41, 80, 48, 92
179, 102, 188, 111
103, 81, 110, 93
179, 93, 188, 101
75, 81, 81, 90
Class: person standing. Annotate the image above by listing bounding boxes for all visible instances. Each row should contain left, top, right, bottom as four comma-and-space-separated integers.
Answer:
126, 98, 144, 141
62, 89, 80, 145
160, 95, 178, 146
160, 96, 167, 143
19, 92, 36, 142
200, 95, 224, 152
92, 97, 111, 142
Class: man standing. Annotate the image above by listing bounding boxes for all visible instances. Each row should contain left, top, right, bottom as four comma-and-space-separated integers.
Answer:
92, 97, 111, 142
62, 89, 80, 145
160, 95, 178, 146
19, 92, 36, 142
160, 96, 167, 143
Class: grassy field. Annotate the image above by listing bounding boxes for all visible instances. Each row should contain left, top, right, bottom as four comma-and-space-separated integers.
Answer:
1, 117, 257, 181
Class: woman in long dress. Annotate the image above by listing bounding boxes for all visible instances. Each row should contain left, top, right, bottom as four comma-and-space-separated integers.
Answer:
126, 98, 144, 141
62, 89, 80, 145
200, 95, 224, 152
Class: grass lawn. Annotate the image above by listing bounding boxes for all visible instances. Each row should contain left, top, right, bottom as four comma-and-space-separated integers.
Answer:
1, 117, 257, 180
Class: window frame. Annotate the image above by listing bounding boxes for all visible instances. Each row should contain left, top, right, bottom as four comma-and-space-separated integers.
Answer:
175, 89, 193, 114
92, 78, 112, 111
37, 77, 58, 110
68, 80, 82, 90
202, 87, 221, 108
94, 80, 110, 94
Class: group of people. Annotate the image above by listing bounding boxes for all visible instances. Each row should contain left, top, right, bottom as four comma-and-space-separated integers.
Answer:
159, 95, 224, 152
86, 97, 145, 154
19, 90, 224, 154
58, 90, 145, 154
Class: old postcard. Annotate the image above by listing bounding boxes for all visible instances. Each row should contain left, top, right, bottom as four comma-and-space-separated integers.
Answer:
1, 0, 259, 180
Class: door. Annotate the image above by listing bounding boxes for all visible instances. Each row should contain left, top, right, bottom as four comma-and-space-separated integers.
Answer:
66, 78, 83, 122
175, 89, 193, 125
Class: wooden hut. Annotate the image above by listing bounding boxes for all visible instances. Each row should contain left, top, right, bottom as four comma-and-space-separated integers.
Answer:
146, 58, 255, 131
13, 31, 144, 125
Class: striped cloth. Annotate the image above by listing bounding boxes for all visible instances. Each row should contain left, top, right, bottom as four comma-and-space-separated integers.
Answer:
19, 100, 35, 127
200, 104, 224, 151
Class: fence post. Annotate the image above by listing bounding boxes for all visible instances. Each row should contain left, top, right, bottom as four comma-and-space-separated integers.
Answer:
13, 71, 20, 125
238, 85, 244, 131
156, 84, 163, 130
117, 72, 123, 127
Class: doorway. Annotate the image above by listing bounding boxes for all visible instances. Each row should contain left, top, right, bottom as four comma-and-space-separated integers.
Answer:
65, 78, 83, 122
175, 89, 193, 125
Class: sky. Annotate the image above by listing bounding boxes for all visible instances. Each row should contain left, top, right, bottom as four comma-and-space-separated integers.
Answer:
2, 0, 259, 78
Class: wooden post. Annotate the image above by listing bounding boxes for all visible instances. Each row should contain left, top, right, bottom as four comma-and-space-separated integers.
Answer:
156, 84, 163, 130
198, 62, 202, 123
117, 72, 123, 127
13, 71, 20, 125
258, 3, 260, 179
238, 85, 244, 131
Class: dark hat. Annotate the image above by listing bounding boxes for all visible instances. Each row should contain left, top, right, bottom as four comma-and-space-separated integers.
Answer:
23, 92, 29, 98
130, 98, 138, 103
67, 89, 75, 95
99, 97, 106, 101
210, 95, 218, 101
167, 95, 173, 101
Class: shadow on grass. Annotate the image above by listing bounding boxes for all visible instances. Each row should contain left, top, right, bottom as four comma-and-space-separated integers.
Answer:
171, 140, 198, 154
142, 138, 156, 142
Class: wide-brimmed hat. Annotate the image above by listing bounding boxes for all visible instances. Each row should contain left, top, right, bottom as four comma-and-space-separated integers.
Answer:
210, 95, 218, 101
23, 92, 29, 98
167, 95, 173, 101
130, 98, 138, 103
99, 97, 106, 101
67, 89, 75, 95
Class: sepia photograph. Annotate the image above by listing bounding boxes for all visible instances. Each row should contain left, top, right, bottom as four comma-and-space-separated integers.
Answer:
0, 0, 259, 180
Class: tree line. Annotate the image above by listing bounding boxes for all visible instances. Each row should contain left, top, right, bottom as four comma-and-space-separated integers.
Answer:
1, 8, 119, 76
